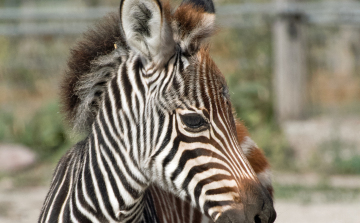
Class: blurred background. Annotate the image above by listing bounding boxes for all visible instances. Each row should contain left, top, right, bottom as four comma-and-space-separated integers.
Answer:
0, 0, 359, 222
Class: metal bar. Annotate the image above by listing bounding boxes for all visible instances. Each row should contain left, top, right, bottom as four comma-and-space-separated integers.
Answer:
0, 22, 93, 36
1, 1, 360, 36
1, 2, 360, 20
0, 7, 113, 20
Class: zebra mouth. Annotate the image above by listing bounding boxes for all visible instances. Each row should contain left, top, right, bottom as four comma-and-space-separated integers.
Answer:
215, 207, 276, 223
215, 209, 246, 223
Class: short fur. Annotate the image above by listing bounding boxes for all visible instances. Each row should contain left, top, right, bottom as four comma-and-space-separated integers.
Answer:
61, 2, 216, 133
236, 120, 273, 197
171, 3, 216, 55
181, 0, 215, 13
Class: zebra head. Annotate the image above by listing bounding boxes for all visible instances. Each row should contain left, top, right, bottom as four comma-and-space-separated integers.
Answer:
118, 0, 276, 222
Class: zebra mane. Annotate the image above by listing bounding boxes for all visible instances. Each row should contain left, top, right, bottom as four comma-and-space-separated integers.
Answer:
61, 2, 216, 133
61, 13, 128, 132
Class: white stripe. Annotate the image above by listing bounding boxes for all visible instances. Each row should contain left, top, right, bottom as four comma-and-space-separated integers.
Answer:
208, 205, 233, 222
69, 196, 80, 223
81, 154, 96, 210
45, 159, 71, 223
75, 179, 101, 223
97, 144, 121, 217
58, 157, 76, 222
108, 81, 124, 138
210, 118, 255, 180
187, 169, 237, 209
101, 108, 147, 187
40, 162, 63, 222
89, 129, 116, 222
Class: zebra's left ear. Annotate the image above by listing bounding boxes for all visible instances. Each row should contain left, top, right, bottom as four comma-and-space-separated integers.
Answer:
173, 0, 216, 55
119, 0, 176, 68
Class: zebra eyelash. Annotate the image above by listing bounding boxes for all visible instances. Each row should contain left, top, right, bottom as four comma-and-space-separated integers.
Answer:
179, 113, 209, 133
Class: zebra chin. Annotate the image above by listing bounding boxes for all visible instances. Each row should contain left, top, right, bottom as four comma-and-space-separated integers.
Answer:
207, 184, 276, 223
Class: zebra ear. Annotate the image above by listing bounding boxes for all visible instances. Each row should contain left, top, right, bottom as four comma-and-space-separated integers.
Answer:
181, 0, 215, 13
173, 0, 216, 55
119, 0, 176, 67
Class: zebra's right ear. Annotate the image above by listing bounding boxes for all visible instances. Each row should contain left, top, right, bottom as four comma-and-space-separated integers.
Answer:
119, 0, 176, 68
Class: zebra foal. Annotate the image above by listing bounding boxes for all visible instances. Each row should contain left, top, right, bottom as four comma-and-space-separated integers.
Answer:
39, 0, 276, 222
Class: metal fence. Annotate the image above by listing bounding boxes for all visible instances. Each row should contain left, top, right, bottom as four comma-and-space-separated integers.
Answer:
1, 1, 360, 36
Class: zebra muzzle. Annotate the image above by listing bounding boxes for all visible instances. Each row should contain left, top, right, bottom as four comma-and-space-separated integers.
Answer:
215, 192, 276, 223
215, 207, 276, 223
215, 209, 246, 223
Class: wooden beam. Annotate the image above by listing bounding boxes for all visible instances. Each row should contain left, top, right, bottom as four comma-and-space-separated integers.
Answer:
273, 0, 307, 122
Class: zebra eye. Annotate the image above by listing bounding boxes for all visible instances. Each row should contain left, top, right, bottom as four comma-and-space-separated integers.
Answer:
180, 113, 208, 132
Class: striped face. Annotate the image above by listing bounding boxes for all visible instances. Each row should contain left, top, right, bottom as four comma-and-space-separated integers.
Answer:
143, 47, 276, 222
148, 49, 250, 214
119, 0, 276, 222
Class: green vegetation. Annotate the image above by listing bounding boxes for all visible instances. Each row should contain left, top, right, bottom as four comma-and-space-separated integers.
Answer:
0, 35, 79, 162
0, 101, 79, 160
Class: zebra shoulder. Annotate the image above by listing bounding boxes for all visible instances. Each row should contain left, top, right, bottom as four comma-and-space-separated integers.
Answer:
39, 140, 87, 223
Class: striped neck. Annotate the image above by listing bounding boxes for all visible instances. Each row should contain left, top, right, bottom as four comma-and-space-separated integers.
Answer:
83, 108, 150, 222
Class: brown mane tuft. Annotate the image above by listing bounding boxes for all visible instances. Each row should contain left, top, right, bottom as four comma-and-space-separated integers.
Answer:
60, 12, 127, 130
171, 2, 216, 55
173, 3, 206, 38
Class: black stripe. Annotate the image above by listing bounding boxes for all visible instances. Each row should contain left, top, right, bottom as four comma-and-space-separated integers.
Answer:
205, 186, 238, 196
133, 58, 145, 99
97, 114, 146, 189
90, 130, 116, 219
181, 162, 229, 192
170, 149, 225, 182
194, 174, 233, 208
120, 64, 136, 121
151, 115, 173, 159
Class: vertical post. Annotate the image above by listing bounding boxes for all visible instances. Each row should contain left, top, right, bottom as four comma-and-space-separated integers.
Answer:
332, 25, 356, 78
273, 0, 307, 122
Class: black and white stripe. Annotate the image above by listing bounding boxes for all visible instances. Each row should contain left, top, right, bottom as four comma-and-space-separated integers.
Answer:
39, 0, 276, 222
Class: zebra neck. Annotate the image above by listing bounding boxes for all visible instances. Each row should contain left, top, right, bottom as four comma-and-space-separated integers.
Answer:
84, 119, 150, 222
149, 185, 212, 223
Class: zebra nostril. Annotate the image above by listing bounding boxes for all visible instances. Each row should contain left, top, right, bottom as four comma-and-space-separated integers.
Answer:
254, 214, 261, 223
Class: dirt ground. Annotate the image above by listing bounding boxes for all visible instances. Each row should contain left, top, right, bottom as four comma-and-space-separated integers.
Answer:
275, 201, 360, 223
0, 186, 359, 223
